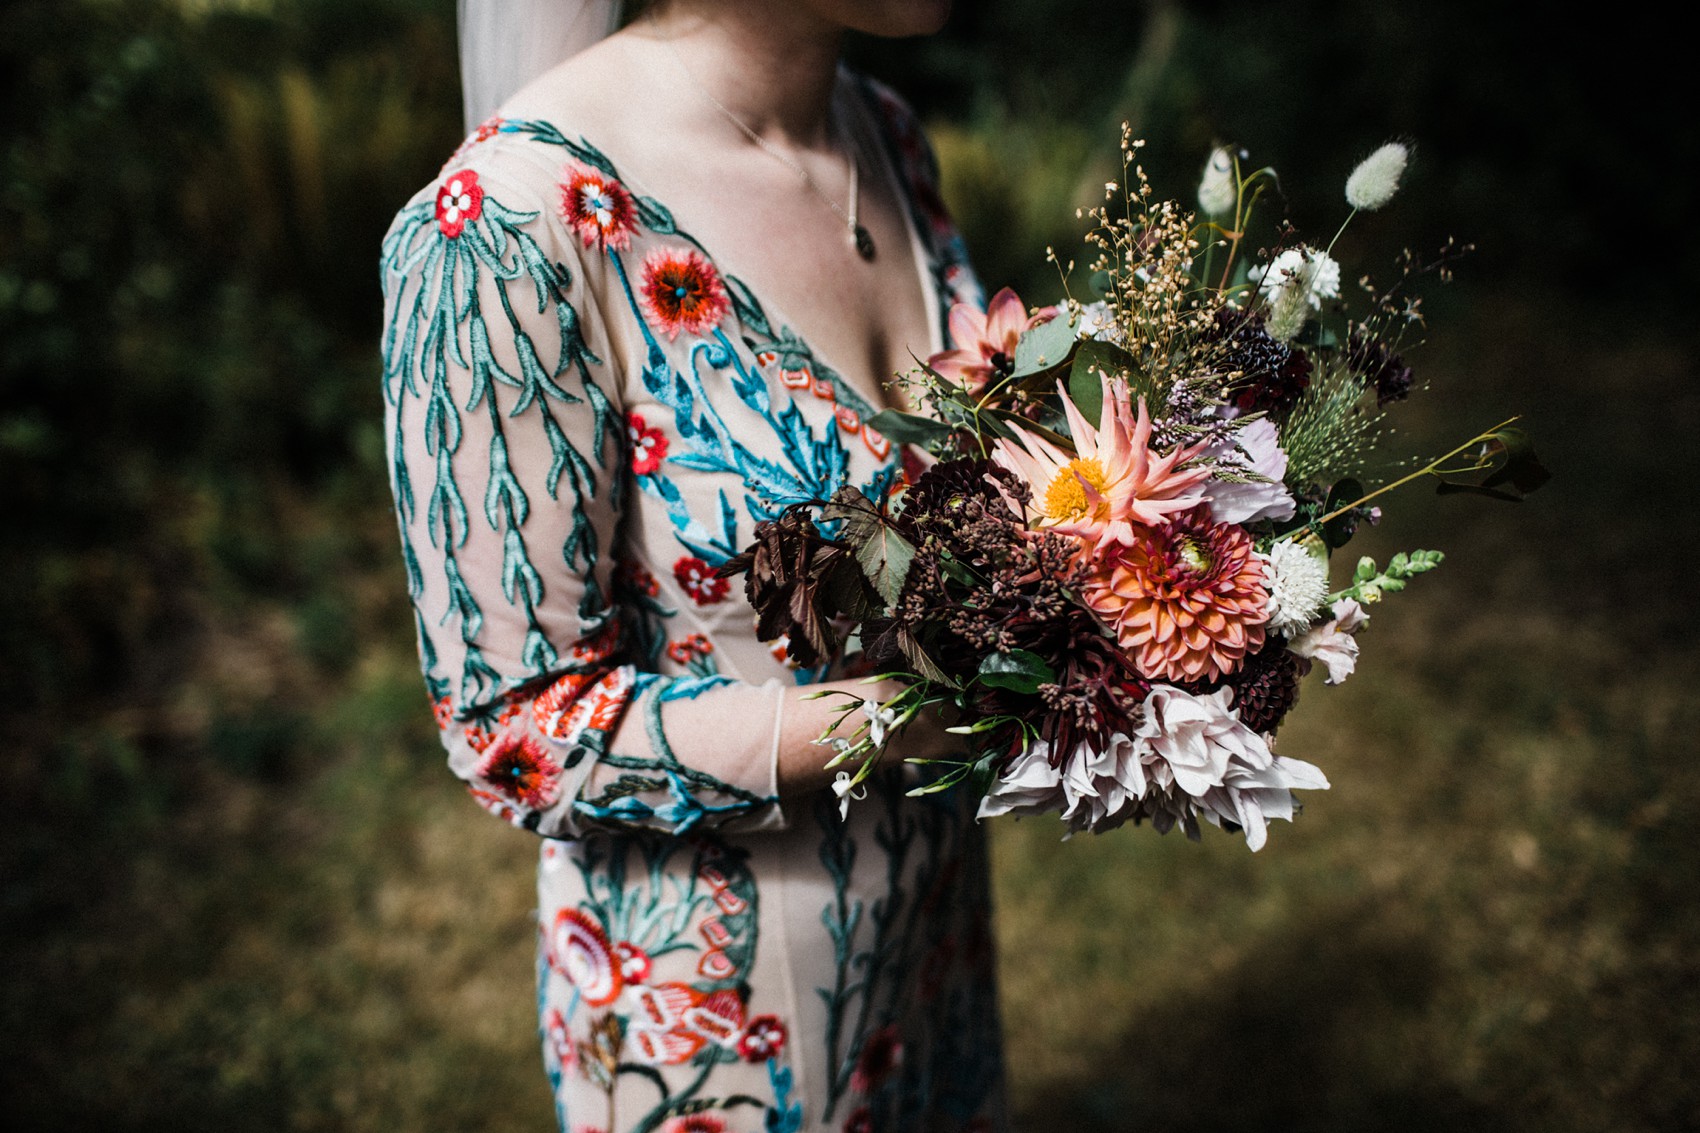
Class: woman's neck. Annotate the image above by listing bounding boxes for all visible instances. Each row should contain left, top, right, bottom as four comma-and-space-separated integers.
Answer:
639, 0, 845, 151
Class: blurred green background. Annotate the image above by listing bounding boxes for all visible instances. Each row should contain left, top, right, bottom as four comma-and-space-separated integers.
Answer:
2, 1, 1693, 1130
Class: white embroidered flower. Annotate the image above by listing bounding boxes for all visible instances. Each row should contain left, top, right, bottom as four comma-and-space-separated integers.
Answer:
1289, 598, 1369, 684
1203, 416, 1296, 525
1263, 539, 1331, 637
1197, 146, 1237, 217
1345, 142, 1409, 211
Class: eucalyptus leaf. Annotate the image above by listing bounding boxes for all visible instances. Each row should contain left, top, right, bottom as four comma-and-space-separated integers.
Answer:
1066, 340, 1140, 428
977, 649, 1056, 694
864, 408, 954, 447
1011, 311, 1078, 379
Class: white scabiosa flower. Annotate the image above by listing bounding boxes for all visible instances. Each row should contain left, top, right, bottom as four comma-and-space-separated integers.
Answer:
1345, 142, 1409, 211
1263, 539, 1331, 637
1197, 146, 1237, 217
1251, 247, 1341, 341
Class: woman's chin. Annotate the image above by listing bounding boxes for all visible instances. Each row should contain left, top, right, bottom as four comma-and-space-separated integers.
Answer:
819, 0, 953, 38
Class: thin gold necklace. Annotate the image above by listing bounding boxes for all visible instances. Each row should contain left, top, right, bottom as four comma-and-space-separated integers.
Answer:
657, 31, 876, 262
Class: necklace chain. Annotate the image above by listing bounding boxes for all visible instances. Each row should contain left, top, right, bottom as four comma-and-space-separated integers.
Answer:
657, 31, 876, 262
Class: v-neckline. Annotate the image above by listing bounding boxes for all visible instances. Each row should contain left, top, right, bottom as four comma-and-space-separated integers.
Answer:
503, 71, 946, 423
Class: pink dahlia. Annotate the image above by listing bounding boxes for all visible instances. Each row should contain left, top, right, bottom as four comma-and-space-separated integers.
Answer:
926, 286, 1042, 395
991, 375, 1212, 549
1083, 505, 1270, 683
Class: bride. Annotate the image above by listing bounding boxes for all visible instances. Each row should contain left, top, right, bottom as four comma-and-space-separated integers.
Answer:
380, 1, 1004, 1129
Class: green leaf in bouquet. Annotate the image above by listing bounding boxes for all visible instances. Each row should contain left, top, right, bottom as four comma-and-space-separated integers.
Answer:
1088, 270, 1115, 299
822, 486, 913, 605
1067, 340, 1144, 428
855, 524, 917, 607
983, 408, 1070, 450
1433, 426, 1553, 502
977, 649, 1056, 694
1011, 310, 1078, 380
1321, 477, 1365, 548
864, 408, 955, 448
824, 551, 884, 623
903, 758, 977, 796
897, 628, 958, 688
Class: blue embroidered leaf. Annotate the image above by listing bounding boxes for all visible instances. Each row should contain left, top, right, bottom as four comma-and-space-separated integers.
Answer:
442, 553, 482, 640
539, 406, 570, 498
478, 432, 523, 528
501, 525, 544, 606
521, 627, 559, 675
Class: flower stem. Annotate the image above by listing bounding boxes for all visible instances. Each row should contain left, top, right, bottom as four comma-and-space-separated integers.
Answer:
1302, 415, 1521, 536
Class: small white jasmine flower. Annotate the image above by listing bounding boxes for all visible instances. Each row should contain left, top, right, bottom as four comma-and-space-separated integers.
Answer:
832, 770, 867, 822
859, 698, 900, 749
1263, 539, 1332, 637
1345, 142, 1409, 211
1197, 146, 1237, 217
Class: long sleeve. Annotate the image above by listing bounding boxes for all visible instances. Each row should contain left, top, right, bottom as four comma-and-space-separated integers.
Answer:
380, 152, 789, 839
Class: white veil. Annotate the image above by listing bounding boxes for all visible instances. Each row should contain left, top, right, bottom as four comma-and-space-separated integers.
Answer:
457, 0, 624, 131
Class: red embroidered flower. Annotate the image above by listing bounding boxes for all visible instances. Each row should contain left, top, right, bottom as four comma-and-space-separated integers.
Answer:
435, 170, 484, 238
463, 722, 496, 753
613, 940, 652, 984
659, 1117, 727, 1133
666, 633, 713, 664
543, 1006, 577, 1073
673, 556, 729, 605
618, 559, 661, 598
640, 246, 730, 340
561, 165, 639, 252
432, 696, 455, 731
627, 412, 668, 475
850, 1024, 904, 1094
738, 1014, 788, 1062
475, 733, 561, 808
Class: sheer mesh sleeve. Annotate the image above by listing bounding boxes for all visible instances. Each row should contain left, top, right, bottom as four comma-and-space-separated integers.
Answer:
380, 154, 787, 838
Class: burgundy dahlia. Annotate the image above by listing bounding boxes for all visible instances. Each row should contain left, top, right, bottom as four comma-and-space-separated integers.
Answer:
1210, 309, 1312, 418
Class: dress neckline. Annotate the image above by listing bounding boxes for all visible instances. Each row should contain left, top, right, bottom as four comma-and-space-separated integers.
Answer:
491, 70, 947, 423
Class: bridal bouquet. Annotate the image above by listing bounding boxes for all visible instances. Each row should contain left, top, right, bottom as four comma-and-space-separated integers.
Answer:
719, 132, 1547, 849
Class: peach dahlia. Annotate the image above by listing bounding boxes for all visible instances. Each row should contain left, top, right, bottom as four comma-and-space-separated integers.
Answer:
990, 376, 1211, 550
1082, 505, 1270, 683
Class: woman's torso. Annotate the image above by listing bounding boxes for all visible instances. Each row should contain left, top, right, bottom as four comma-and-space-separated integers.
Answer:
381, 69, 1002, 1133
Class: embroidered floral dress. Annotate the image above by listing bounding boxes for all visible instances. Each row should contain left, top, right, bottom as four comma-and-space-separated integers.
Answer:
381, 73, 1003, 1133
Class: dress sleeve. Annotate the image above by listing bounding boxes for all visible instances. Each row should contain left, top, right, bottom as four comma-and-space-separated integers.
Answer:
380, 156, 787, 839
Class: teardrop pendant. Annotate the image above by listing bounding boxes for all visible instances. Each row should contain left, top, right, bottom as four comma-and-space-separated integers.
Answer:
853, 224, 876, 262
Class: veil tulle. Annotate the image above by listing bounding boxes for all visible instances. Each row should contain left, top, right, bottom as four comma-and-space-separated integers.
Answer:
457, 0, 623, 131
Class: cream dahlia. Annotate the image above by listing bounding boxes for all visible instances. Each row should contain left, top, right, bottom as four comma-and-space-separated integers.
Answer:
991, 376, 1212, 549
1082, 505, 1270, 683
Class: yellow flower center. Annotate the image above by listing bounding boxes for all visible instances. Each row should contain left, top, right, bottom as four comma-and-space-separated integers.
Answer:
1175, 535, 1212, 575
1043, 458, 1108, 520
